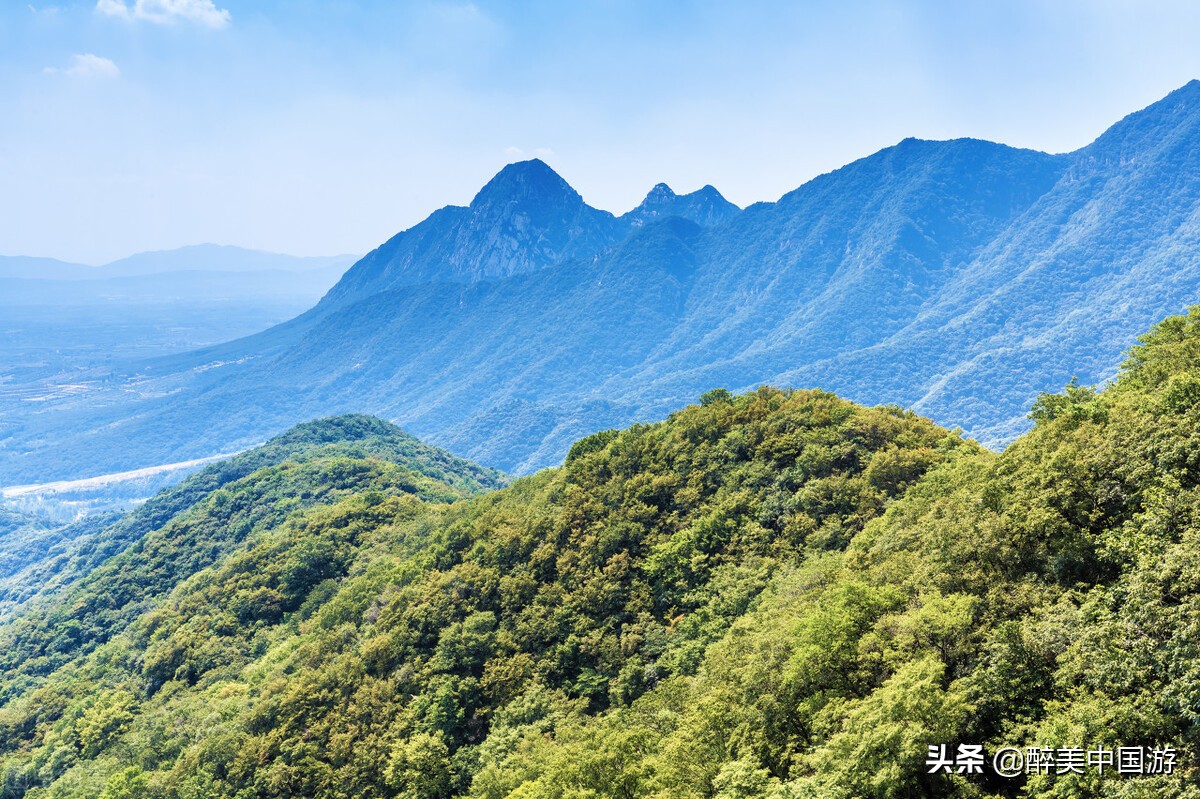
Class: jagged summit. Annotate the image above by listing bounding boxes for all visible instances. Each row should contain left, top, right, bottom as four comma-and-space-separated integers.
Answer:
322, 160, 624, 301
639, 182, 678, 206
324, 162, 742, 305
465, 159, 595, 235
469, 158, 582, 210
624, 181, 739, 228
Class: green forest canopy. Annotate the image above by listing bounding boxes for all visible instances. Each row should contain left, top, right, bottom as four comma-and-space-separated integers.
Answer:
5, 308, 1200, 798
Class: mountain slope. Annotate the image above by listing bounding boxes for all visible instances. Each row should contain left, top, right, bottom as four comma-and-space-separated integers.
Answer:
0, 415, 505, 675
602, 136, 1066, 402
5, 308, 1200, 797
0, 508, 80, 618
881, 78, 1200, 443
0, 384, 970, 798
323, 159, 631, 304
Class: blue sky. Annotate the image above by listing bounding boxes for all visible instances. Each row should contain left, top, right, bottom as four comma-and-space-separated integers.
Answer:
4, 0, 1200, 264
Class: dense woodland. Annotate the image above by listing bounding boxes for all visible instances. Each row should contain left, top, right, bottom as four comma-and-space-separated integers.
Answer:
4, 309, 1200, 797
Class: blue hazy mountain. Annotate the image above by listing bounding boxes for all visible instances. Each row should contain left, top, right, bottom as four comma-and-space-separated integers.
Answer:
4, 82, 1200, 484
322, 160, 738, 307
323, 160, 629, 304
0, 245, 356, 280
622, 182, 741, 228
832, 79, 1200, 443
0, 244, 356, 311
0, 256, 86, 281
98, 244, 356, 277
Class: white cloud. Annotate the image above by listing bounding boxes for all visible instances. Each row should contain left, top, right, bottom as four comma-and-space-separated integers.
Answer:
96, 0, 231, 28
95, 0, 131, 19
44, 54, 121, 79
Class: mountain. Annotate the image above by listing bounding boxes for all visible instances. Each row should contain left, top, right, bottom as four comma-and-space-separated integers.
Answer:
0, 245, 357, 306
4, 84, 1200, 484
0, 245, 357, 280
0, 413, 504, 653
98, 244, 356, 277
0, 256, 86, 281
0, 270, 348, 306
622, 182, 741, 228
325, 159, 678, 305
847, 79, 1200, 443
3, 307, 1200, 797
0, 507, 68, 610
0, 378, 971, 798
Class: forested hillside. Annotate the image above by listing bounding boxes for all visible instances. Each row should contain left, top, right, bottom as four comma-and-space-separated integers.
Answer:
0, 416, 505, 627
4, 309, 1200, 797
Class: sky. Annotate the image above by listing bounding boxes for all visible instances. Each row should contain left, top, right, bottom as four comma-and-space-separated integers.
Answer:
3, 0, 1200, 264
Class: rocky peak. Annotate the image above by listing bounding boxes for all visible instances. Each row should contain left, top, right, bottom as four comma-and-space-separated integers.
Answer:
624, 182, 739, 228
469, 159, 583, 215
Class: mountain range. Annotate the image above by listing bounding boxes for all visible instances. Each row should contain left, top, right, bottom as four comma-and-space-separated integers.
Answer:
0, 244, 356, 280
4, 82, 1200, 485
0, 245, 357, 305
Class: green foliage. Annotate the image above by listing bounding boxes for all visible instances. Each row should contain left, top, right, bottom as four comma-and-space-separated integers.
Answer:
98, 767, 150, 799
1029, 379, 1108, 426
0, 415, 506, 627
700, 388, 734, 407
563, 429, 619, 465
0, 388, 962, 798
10, 304, 1200, 797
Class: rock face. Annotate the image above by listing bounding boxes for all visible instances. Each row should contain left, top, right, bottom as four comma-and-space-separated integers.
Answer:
623, 183, 741, 228
6, 82, 1200, 482
323, 159, 629, 304
323, 161, 742, 306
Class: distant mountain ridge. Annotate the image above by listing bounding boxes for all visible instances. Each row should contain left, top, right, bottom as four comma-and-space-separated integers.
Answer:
323, 159, 739, 305
4, 81, 1200, 483
0, 244, 357, 280
623, 182, 740, 228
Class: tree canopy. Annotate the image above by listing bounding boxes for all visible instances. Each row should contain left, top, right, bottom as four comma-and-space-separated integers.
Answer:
5, 310, 1200, 797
